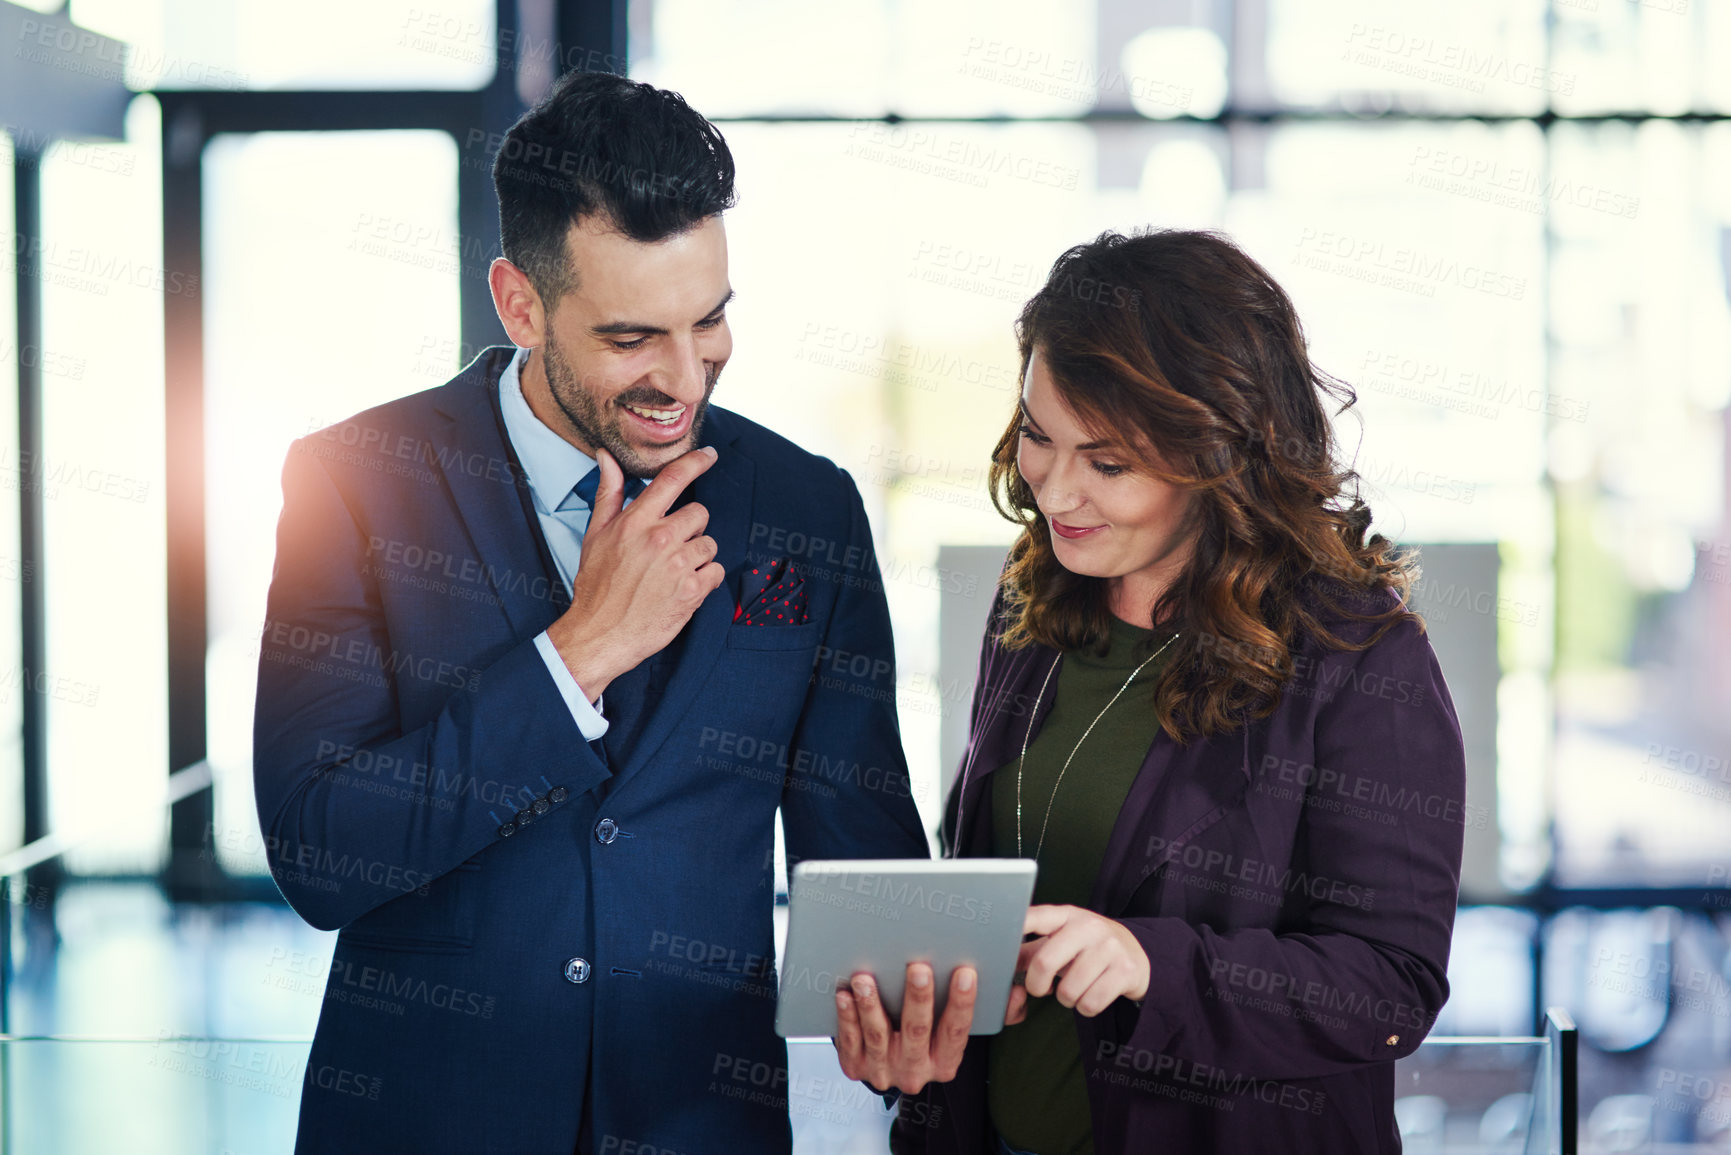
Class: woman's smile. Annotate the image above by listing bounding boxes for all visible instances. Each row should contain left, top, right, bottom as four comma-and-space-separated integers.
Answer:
1048, 517, 1107, 540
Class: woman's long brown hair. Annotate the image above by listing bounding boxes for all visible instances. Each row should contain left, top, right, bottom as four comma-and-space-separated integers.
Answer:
990, 229, 1420, 743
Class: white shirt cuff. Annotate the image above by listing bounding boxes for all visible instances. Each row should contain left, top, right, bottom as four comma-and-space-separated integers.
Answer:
533, 631, 609, 740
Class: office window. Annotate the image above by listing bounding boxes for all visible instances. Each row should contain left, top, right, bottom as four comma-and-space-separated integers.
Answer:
39, 97, 168, 875
635, 0, 1226, 121
1550, 120, 1731, 889
1263, 0, 1551, 115
202, 130, 461, 875
1550, 0, 1731, 116
69, 0, 497, 91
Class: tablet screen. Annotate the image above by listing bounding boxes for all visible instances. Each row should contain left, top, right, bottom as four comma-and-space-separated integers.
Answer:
775, 858, 1037, 1039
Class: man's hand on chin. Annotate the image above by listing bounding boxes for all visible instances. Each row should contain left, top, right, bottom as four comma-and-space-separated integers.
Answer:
545, 444, 724, 695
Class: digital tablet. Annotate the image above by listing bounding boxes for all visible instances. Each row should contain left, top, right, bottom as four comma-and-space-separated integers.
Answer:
774, 858, 1038, 1039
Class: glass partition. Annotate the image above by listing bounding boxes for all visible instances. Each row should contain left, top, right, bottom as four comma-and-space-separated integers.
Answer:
1392, 1009, 1576, 1155
0, 1020, 1576, 1154
0, 1037, 309, 1154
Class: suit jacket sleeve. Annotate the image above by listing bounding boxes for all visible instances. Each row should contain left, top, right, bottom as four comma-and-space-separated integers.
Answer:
1106, 617, 1465, 1081
778, 467, 929, 871
252, 438, 610, 931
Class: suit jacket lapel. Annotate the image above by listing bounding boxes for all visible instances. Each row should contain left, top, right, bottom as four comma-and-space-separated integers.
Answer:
428, 347, 567, 641
600, 409, 754, 789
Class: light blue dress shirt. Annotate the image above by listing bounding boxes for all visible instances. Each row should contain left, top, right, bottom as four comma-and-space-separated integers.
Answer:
497, 346, 636, 741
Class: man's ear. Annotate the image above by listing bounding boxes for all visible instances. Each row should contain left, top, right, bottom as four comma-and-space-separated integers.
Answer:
489, 257, 547, 348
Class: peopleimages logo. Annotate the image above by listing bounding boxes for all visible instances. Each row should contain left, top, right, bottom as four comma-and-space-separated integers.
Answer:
1206, 959, 1433, 1031
1093, 1041, 1329, 1115
1145, 834, 1377, 910
1254, 755, 1488, 830
1292, 227, 1527, 301
799, 867, 995, 925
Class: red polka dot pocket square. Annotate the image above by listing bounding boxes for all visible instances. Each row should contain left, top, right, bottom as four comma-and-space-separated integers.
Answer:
734, 556, 809, 626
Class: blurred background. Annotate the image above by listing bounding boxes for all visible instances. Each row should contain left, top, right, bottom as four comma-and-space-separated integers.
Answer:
1, 0, 1729, 1150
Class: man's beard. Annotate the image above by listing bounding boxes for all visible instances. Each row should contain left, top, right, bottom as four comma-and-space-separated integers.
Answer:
541, 335, 719, 479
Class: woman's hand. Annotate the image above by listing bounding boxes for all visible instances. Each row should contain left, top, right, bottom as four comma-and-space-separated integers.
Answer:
832, 962, 977, 1094
1006, 904, 1150, 1023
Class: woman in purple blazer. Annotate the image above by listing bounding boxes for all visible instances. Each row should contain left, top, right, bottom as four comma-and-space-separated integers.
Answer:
835, 229, 1467, 1154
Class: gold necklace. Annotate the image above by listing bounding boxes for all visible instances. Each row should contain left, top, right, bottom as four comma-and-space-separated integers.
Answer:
1016, 631, 1179, 860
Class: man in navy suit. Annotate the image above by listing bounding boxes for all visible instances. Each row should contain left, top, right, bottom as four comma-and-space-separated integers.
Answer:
253, 71, 928, 1153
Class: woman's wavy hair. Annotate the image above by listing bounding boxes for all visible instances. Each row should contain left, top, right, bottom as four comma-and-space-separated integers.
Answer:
990, 228, 1421, 743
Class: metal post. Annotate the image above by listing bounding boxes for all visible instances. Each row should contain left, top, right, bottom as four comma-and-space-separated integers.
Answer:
15, 150, 50, 913
160, 99, 215, 901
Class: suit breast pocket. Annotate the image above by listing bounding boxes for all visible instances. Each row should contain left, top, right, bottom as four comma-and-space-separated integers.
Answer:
340, 861, 479, 954
724, 621, 821, 652
695, 626, 824, 785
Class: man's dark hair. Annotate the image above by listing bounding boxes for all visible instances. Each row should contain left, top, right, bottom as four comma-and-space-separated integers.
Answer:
492, 71, 736, 304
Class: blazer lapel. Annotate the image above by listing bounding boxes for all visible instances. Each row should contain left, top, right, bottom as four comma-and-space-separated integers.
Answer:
1091, 716, 1258, 915
948, 600, 1271, 916
428, 347, 566, 641
599, 409, 754, 790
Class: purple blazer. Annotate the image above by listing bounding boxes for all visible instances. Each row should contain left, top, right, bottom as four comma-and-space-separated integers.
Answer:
891, 585, 1466, 1155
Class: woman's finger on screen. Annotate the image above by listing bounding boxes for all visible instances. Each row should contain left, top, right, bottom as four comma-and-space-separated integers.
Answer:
1022, 903, 1070, 938
1023, 919, 1092, 999
1054, 947, 1111, 1010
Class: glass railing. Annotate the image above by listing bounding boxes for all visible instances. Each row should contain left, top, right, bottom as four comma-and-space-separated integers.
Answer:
0, 1036, 308, 1155
1392, 1009, 1577, 1155
0, 1011, 1576, 1154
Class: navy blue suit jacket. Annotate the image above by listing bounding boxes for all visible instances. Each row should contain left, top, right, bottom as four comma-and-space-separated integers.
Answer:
254, 346, 927, 1154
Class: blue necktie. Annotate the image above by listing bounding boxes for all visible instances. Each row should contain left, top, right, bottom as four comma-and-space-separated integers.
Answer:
570, 465, 647, 510
554, 467, 649, 557
564, 468, 650, 768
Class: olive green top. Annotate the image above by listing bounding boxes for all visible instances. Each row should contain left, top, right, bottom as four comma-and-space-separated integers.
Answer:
987, 614, 1176, 1155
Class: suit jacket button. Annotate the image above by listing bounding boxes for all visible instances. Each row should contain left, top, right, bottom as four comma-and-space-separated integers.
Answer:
595, 818, 618, 845
548, 786, 568, 803
564, 957, 591, 984
532, 797, 551, 815
516, 808, 534, 825
498, 823, 516, 838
